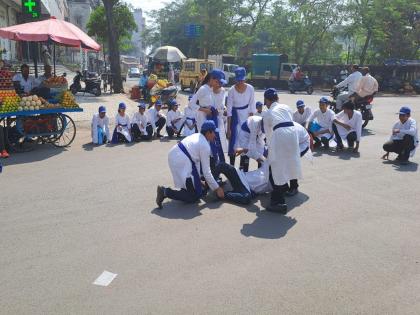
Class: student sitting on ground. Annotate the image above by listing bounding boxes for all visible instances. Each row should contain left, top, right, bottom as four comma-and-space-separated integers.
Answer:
166, 99, 184, 138
183, 96, 198, 136
147, 100, 166, 138
131, 102, 153, 141
91, 105, 110, 145
112, 103, 131, 143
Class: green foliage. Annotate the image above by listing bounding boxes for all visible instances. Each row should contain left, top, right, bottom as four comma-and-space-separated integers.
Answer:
86, 3, 137, 52
144, 0, 420, 64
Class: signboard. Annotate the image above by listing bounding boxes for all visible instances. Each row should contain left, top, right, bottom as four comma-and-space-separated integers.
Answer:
22, 0, 41, 19
184, 24, 204, 38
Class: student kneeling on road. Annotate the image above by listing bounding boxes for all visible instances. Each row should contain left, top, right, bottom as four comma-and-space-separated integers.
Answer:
166, 100, 184, 138
91, 105, 110, 145
307, 97, 335, 149
156, 120, 224, 208
332, 102, 363, 153
131, 102, 153, 141
382, 106, 418, 164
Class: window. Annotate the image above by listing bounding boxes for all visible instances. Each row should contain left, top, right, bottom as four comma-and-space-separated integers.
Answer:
223, 64, 228, 71
282, 64, 293, 72
202, 63, 214, 71
183, 62, 195, 72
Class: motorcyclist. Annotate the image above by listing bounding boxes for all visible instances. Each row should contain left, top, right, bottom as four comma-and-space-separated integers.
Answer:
352, 67, 378, 104
334, 64, 362, 110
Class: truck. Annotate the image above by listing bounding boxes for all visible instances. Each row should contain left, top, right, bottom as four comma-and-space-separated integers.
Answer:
250, 54, 297, 89
208, 54, 239, 85
120, 55, 140, 81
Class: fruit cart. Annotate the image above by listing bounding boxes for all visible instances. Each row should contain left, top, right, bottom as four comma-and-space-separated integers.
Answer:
0, 108, 82, 152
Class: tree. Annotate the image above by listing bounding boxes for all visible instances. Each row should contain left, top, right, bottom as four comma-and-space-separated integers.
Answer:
87, 1, 137, 92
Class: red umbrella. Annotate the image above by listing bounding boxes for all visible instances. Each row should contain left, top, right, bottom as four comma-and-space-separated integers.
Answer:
0, 17, 100, 51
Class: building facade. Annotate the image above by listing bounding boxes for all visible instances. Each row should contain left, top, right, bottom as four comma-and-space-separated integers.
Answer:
131, 8, 145, 65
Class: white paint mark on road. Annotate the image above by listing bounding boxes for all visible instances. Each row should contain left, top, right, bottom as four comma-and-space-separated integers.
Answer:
93, 270, 117, 287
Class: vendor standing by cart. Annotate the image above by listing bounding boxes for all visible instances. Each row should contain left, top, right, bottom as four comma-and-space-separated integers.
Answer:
12, 64, 36, 94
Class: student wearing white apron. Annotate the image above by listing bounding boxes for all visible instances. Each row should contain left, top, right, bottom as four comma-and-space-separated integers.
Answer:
166, 100, 184, 138
307, 97, 335, 149
226, 67, 256, 166
188, 75, 215, 131
263, 88, 301, 214
156, 120, 224, 208
235, 115, 266, 172
112, 103, 131, 143
131, 102, 153, 141
183, 95, 198, 136
91, 105, 110, 145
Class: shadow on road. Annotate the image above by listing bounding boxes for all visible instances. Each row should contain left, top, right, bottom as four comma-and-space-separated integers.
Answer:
362, 128, 376, 137
241, 211, 297, 239
382, 160, 418, 172
313, 148, 361, 160
2, 145, 65, 166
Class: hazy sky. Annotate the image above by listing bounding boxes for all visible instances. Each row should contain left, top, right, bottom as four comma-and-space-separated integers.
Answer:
126, 0, 167, 14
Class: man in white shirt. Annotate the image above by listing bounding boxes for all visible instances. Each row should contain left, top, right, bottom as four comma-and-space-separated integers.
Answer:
147, 100, 166, 137
131, 102, 153, 141
91, 106, 110, 145
353, 67, 378, 100
382, 106, 418, 164
334, 64, 362, 110
332, 102, 363, 152
307, 97, 335, 149
156, 120, 224, 208
293, 100, 312, 126
12, 64, 36, 94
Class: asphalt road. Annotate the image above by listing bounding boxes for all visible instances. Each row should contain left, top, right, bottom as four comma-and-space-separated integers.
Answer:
1, 91, 420, 314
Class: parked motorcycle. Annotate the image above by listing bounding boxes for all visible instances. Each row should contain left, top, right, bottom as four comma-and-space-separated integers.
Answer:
411, 79, 420, 94
329, 87, 374, 129
288, 76, 314, 94
70, 70, 101, 96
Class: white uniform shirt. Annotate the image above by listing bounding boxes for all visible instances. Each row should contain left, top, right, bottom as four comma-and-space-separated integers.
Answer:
91, 113, 110, 144
147, 107, 164, 130
238, 163, 271, 194
131, 112, 149, 133
293, 122, 310, 152
334, 110, 363, 141
293, 107, 312, 126
391, 118, 419, 157
355, 74, 379, 97
12, 73, 36, 93
239, 116, 266, 160
336, 71, 362, 94
166, 109, 184, 130
308, 109, 335, 132
183, 106, 197, 132
168, 133, 219, 191
263, 103, 293, 145
189, 84, 213, 130
226, 84, 256, 120
115, 113, 130, 127
212, 87, 228, 153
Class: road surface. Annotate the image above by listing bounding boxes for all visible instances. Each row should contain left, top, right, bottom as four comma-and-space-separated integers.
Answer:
1, 91, 419, 314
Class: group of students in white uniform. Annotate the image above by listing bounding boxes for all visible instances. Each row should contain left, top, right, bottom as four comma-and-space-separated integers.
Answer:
89, 66, 417, 214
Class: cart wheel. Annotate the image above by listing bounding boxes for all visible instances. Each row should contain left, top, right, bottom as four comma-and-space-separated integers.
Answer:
2, 118, 36, 153
53, 114, 76, 147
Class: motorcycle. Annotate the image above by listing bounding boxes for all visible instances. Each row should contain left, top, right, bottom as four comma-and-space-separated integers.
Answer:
329, 87, 374, 129
70, 70, 101, 96
148, 85, 178, 109
288, 76, 314, 95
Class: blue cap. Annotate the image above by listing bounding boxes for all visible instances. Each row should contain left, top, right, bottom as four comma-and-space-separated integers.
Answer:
399, 106, 411, 115
98, 105, 106, 113
188, 94, 193, 101
296, 100, 305, 108
319, 97, 329, 104
235, 67, 246, 81
155, 100, 162, 106
264, 88, 278, 101
137, 102, 146, 109
210, 69, 227, 85
168, 99, 179, 107
118, 102, 126, 110
256, 101, 263, 108
200, 120, 217, 133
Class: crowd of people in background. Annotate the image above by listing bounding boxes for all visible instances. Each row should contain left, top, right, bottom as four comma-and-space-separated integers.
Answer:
87, 65, 419, 212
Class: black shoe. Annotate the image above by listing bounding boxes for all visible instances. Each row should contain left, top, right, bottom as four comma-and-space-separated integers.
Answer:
156, 186, 165, 209
286, 188, 298, 197
313, 141, 322, 148
266, 203, 288, 214
336, 143, 344, 151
